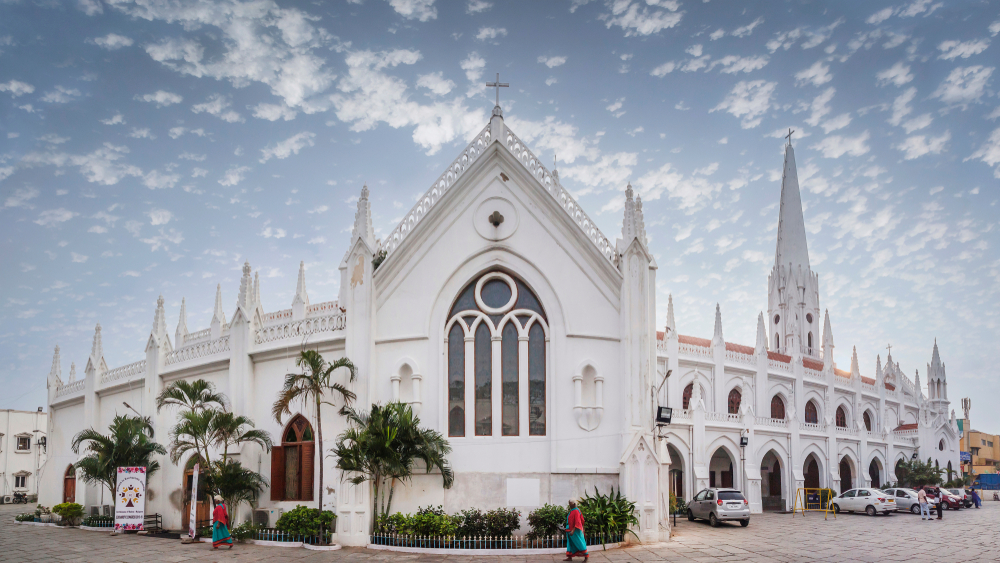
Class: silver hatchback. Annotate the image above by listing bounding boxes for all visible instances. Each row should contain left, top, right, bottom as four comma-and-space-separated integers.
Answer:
687, 488, 751, 527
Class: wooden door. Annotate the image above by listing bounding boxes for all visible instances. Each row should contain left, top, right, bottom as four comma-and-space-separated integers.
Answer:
63, 467, 76, 504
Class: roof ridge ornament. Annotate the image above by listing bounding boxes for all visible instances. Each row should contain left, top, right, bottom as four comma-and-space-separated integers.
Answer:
485, 72, 509, 116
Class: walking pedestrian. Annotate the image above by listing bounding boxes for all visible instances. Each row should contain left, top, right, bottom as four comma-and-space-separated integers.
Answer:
561, 500, 588, 561
917, 487, 930, 521
211, 495, 234, 550
930, 488, 944, 520
970, 488, 981, 508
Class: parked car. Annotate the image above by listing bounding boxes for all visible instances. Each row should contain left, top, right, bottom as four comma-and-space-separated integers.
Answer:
687, 488, 751, 527
932, 488, 963, 510
883, 487, 921, 514
830, 488, 896, 516
946, 488, 973, 508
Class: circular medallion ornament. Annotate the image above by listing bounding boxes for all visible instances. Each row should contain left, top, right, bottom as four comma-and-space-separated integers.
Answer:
474, 271, 518, 314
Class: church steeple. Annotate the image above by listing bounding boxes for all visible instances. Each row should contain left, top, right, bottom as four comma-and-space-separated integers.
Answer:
775, 141, 810, 273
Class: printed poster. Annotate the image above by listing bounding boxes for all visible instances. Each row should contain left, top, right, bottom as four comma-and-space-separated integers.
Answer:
188, 463, 199, 538
114, 466, 146, 532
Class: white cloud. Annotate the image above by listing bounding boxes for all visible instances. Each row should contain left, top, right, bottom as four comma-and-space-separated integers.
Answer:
990, 20, 1000, 37
896, 130, 951, 159
308, 205, 329, 214
71, 252, 88, 263
460, 52, 486, 83
938, 39, 990, 60
545, 77, 558, 86
148, 209, 173, 225
129, 127, 155, 139
192, 94, 244, 122
38, 133, 69, 144
88, 225, 108, 233
810, 130, 870, 158
136, 90, 182, 107
899, 0, 943, 18
632, 162, 721, 212
561, 152, 637, 190
650, 61, 676, 77
101, 113, 125, 125
732, 17, 764, 38
606, 97, 625, 116
308, 236, 326, 244
600, 0, 683, 37
41, 86, 81, 103
416, 72, 455, 96
503, 115, 599, 165
17, 309, 41, 319
821, 113, 852, 133
20, 142, 143, 185
888, 87, 916, 126
686, 44, 703, 57
932, 66, 994, 108
142, 170, 180, 189
709, 55, 769, 74
260, 132, 316, 163
0, 80, 35, 97
219, 166, 250, 186
34, 208, 78, 226
867, 7, 894, 25
711, 80, 777, 128
537, 55, 567, 68
140, 228, 184, 252
91, 33, 133, 50
261, 226, 287, 239
3, 187, 39, 209
388, 0, 437, 21
795, 61, 832, 86
466, 0, 492, 13
902, 113, 933, 133
178, 152, 207, 161
476, 27, 506, 41
876, 62, 913, 87
710, 28, 725, 41
967, 127, 1000, 177
252, 102, 297, 121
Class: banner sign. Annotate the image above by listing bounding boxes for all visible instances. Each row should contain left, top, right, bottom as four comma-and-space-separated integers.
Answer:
188, 463, 199, 538
961, 451, 972, 462
114, 466, 146, 532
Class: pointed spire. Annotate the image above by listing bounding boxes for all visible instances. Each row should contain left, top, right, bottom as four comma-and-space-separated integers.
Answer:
876, 354, 883, 380
665, 294, 675, 334
620, 182, 646, 247
914, 369, 922, 400
755, 312, 767, 355
712, 303, 724, 347
295, 261, 309, 304
254, 270, 261, 311
352, 184, 376, 249
68, 362, 76, 383
774, 143, 810, 273
238, 260, 252, 311
175, 297, 188, 347
635, 195, 647, 246
851, 346, 860, 378
212, 284, 226, 325
152, 295, 167, 341
822, 310, 833, 349
91, 323, 103, 363
48, 345, 62, 389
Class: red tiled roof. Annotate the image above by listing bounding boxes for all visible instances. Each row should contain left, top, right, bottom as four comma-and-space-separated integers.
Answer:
726, 342, 755, 355
767, 351, 791, 363
860, 376, 875, 385
885, 382, 896, 391
678, 334, 712, 347
656, 330, 665, 341
894, 423, 918, 431
834, 368, 851, 378
803, 357, 824, 371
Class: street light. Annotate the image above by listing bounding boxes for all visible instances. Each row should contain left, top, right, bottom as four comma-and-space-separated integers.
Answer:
740, 432, 749, 498
123, 401, 142, 417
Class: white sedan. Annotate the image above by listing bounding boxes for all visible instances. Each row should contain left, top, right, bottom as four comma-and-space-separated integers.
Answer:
831, 488, 896, 516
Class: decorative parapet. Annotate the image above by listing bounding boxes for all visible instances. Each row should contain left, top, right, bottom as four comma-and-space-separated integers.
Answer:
724, 349, 755, 366
768, 358, 791, 372
102, 360, 146, 385
705, 411, 742, 424
383, 125, 493, 258
504, 129, 615, 264
55, 379, 84, 398
183, 328, 212, 346
672, 409, 692, 420
803, 367, 823, 381
835, 425, 859, 437
306, 301, 340, 317
255, 312, 347, 345
755, 416, 789, 429
165, 335, 230, 366
655, 339, 667, 353
678, 341, 712, 359
861, 381, 877, 393
263, 309, 293, 325
866, 430, 888, 441
800, 422, 827, 432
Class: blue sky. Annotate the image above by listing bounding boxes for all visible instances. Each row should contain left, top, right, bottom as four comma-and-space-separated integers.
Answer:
2, 0, 999, 430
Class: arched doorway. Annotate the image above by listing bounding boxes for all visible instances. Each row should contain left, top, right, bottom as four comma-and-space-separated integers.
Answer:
761, 450, 783, 511
181, 456, 209, 531
868, 458, 882, 489
667, 444, 685, 501
271, 414, 315, 501
63, 465, 76, 504
895, 459, 907, 485
709, 447, 735, 489
804, 454, 821, 489
839, 457, 853, 493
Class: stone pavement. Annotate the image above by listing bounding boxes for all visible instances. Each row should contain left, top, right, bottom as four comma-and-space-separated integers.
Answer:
3, 502, 1000, 562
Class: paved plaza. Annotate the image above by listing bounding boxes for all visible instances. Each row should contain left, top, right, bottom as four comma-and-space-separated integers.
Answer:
3, 502, 1000, 562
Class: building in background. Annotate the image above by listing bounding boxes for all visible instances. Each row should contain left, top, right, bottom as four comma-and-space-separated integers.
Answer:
1, 407, 48, 502
962, 425, 999, 475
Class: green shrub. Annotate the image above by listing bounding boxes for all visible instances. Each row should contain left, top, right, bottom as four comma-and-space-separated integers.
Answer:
375, 512, 410, 533
229, 522, 260, 542
526, 504, 567, 540
484, 507, 520, 537
52, 503, 85, 526
81, 515, 113, 527
15, 513, 34, 522
455, 508, 486, 537
669, 493, 686, 514
274, 505, 336, 537
197, 526, 212, 537
408, 511, 458, 536
34, 505, 50, 517
578, 487, 639, 540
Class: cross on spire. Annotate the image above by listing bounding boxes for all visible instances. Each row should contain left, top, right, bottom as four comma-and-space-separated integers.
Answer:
785, 128, 795, 146
886, 343, 892, 356
485, 72, 509, 108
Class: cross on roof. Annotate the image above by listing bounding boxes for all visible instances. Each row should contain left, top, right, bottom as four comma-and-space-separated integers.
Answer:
785, 128, 795, 145
485, 73, 509, 108
886, 343, 892, 356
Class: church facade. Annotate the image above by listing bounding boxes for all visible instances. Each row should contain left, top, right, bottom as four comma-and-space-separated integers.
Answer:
40, 104, 959, 544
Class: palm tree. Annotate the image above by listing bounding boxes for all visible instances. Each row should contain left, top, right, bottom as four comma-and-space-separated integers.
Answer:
210, 411, 273, 463
72, 414, 167, 497
168, 408, 218, 465
212, 459, 269, 515
333, 402, 453, 530
156, 379, 227, 413
272, 350, 357, 513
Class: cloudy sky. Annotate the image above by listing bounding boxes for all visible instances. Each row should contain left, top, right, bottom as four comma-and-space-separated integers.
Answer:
2, 0, 999, 429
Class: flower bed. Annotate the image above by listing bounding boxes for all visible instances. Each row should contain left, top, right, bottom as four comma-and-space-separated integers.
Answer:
369, 532, 625, 554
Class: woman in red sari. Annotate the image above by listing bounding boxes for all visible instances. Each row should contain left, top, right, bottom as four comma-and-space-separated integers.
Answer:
211, 495, 234, 550
562, 500, 587, 561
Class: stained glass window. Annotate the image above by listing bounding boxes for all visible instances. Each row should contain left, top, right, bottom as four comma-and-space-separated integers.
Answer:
682, 383, 693, 410
727, 389, 741, 414
528, 323, 545, 435
805, 400, 818, 424
502, 322, 518, 436
475, 322, 492, 436
448, 323, 465, 437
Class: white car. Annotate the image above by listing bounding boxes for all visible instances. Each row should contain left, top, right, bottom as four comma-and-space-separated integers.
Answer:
883, 487, 921, 514
831, 488, 896, 516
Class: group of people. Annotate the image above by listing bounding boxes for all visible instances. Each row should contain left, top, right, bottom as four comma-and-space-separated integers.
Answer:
915, 486, 983, 521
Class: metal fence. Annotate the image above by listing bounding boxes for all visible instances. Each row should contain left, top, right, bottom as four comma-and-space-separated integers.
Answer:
252, 528, 333, 545
370, 532, 625, 550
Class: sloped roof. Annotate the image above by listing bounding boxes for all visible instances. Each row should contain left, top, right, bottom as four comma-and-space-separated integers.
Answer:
860, 376, 876, 385
894, 423, 918, 431
835, 367, 850, 378
803, 357, 823, 371
726, 342, 755, 355
679, 335, 711, 347
768, 351, 791, 364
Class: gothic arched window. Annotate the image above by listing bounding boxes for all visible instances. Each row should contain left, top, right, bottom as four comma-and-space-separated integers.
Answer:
863, 411, 873, 432
807, 332, 813, 355
271, 415, 314, 502
771, 395, 785, 420
836, 406, 848, 428
682, 383, 693, 410
805, 400, 818, 424
446, 271, 548, 437
727, 389, 741, 414
774, 333, 780, 352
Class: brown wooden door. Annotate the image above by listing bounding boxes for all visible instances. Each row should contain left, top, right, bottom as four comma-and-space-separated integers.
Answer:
63, 473, 76, 503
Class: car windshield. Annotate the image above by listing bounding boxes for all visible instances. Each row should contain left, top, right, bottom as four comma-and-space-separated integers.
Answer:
948, 489, 962, 495
718, 491, 745, 501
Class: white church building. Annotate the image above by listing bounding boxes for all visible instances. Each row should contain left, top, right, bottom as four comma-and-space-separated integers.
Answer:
40, 100, 959, 543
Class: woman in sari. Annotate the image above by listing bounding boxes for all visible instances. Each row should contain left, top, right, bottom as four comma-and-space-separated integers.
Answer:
563, 500, 588, 561
211, 495, 234, 550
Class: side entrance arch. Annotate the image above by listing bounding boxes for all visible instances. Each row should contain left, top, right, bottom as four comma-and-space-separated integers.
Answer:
839, 457, 854, 493
868, 458, 883, 489
181, 455, 210, 531
804, 454, 821, 489
63, 465, 76, 504
761, 450, 784, 511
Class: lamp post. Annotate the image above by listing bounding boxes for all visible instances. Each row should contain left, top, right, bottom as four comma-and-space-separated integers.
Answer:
739, 433, 749, 498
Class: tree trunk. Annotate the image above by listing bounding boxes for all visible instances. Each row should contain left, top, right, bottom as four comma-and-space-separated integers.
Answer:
316, 396, 324, 514
385, 479, 396, 518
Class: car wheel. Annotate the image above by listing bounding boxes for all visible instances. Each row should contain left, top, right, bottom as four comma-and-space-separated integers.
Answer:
687, 509, 695, 522
910, 504, 921, 514
709, 513, 719, 527
866, 505, 877, 516
740, 519, 749, 527
831, 503, 840, 514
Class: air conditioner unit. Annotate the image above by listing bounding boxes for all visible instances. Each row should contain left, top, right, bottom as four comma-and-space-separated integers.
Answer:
102, 505, 111, 517
90, 506, 100, 517
264, 508, 283, 528
253, 509, 269, 527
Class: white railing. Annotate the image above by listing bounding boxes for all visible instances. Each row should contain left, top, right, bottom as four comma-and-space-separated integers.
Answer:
768, 358, 791, 372
165, 335, 230, 366
102, 360, 146, 385
383, 125, 493, 257
183, 328, 212, 346
263, 309, 292, 324
678, 342, 712, 358
893, 428, 919, 438
306, 301, 340, 316
861, 381, 877, 393
725, 349, 755, 366
255, 312, 347, 345
705, 411, 742, 424
800, 422, 827, 432
755, 416, 789, 429
504, 128, 616, 263
56, 379, 85, 397
672, 409, 692, 420
803, 367, 823, 380
835, 425, 858, 436
655, 339, 668, 353
867, 430, 887, 441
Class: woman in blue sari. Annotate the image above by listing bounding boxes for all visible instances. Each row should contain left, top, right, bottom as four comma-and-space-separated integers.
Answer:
563, 500, 587, 561
211, 495, 234, 550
